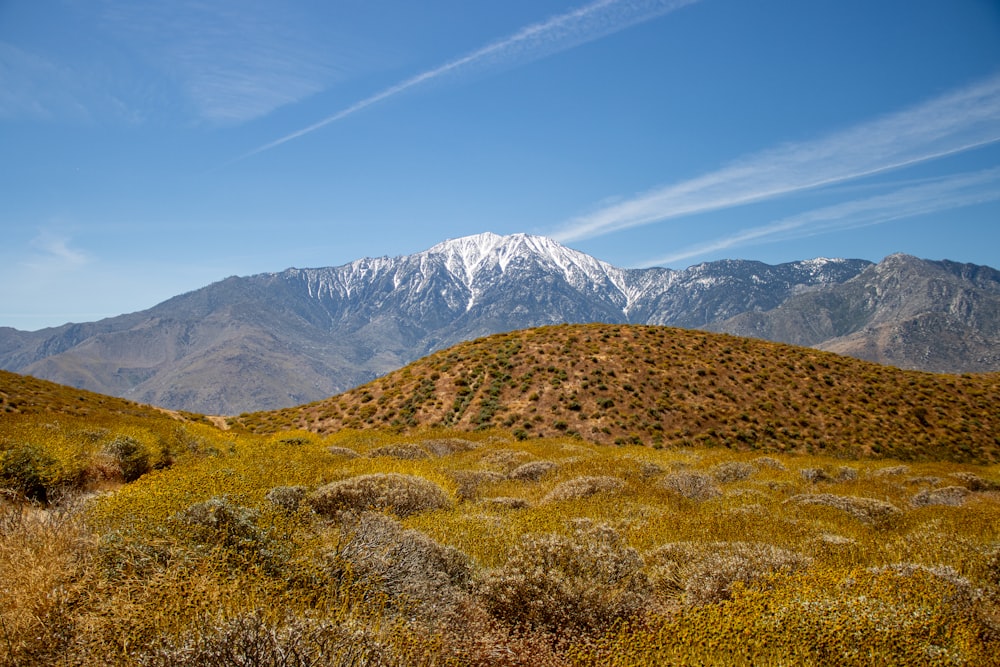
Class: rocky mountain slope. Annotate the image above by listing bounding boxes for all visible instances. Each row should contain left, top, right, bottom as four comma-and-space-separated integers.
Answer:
1, 233, 996, 414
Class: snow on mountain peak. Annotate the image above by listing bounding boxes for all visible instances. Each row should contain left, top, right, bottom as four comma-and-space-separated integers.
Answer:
427, 232, 624, 289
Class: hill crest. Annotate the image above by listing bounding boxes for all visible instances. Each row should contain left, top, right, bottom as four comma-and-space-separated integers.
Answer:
235, 324, 1000, 464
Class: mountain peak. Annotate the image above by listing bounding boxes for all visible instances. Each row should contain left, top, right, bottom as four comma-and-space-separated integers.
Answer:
424, 232, 623, 293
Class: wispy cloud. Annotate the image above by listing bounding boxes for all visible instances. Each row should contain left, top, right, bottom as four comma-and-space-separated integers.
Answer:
553, 72, 1000, 243
641, 167, 1000, 267
23, 231, 91, 272
99, 0, 352, 124
240, 0, 701, 159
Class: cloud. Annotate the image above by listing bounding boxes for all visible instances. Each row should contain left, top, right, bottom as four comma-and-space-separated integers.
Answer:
0, 42, 90, 120
98, 0, 351, 124
24, 231, 91, 272
552, 72, 1000, 243
240, 0, 701, 159
640, 167, 1000, 267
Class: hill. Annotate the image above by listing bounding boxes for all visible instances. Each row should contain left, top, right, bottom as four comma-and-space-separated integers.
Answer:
235, 324, 1000, 463
0, 368, 206, 424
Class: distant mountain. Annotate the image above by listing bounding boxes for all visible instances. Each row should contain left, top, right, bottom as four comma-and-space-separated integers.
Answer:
707, 253, 1000, 372
1, 232, 995, 414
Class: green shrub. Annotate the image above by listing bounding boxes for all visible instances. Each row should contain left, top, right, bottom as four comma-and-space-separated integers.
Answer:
104, 435, 151, 482
0, 443, 54, 501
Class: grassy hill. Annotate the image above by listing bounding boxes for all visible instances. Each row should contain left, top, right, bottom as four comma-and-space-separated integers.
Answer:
234, 324, 1000, 464
3, 327, 1000, 664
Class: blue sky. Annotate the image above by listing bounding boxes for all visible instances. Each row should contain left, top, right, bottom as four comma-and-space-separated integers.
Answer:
2, 0, 999, 331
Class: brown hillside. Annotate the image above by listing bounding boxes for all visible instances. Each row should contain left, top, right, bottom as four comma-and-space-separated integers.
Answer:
0, 369, 208, 425
235, 324, 1000, 463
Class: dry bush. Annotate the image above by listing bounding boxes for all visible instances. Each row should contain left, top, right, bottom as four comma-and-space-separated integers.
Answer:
646, 541, 812, 606
477, 522, 650, 633
480, 449, 533, 473
836, 466, 858, 481
659, 471, 720, 501
905, 476, 943, 486
910, 486, 970, 507
265, 485, 307, 513
171, 497, 287, 572
449, 470, 505, 501
481, 497, 530, 510
799, 467, 832, 483
326, 511, 470, 613
786, 493, 902, 525
872, 464, 910, 477
753, 456, 786, 471
507, 460, 558, 482
368, 443, 429, 460
540, 476, 623, 504
326, 446, 359, 459
308, 474, 452, 519
711, 461, 754, 483
419, 438, 477, 457
950, 472, 1000, 492
137, 609, 398, 667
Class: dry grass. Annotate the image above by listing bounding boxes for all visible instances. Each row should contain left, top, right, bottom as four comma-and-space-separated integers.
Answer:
3, 352, 1000, 665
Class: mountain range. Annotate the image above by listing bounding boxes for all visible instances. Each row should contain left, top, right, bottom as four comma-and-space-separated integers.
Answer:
2, 232, 998, 415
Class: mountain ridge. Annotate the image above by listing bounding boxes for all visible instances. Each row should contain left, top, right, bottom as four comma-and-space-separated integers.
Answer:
1, 233, 997, 414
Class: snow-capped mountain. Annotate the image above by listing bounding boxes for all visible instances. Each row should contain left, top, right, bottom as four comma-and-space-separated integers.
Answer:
2, 233, 995, 415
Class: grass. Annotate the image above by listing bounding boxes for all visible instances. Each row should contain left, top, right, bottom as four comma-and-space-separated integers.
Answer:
2, 421, 998, 665
3, 324, 1000, 664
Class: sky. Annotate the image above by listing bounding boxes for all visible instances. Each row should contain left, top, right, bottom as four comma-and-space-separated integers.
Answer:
2, 0, 999, 331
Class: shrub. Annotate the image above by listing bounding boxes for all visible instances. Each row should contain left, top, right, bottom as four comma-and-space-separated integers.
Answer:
326, 511, 470, 612
950, 472, 1000, 492
540, 476, 623, 504
786, 493, 902, 525
265, 485, 307, 513
104, 435, 151, 482
449, 470, 504, 501
659, 471, 720, 501
711, 461, 754, 483
753, 456, 785, 471
419, 438, 477, 457
479, 449, 532, 473
910, 486, 970, 507
307, 474, 452, 519
478, 522, 650, 633
481, 497, 530, 510
137, 609, 395, 667
0, 443, 54, 501
507, 460, 558, 482
326, 446, 359, 459
646, 541, 813, 606
368, 443, 429, 460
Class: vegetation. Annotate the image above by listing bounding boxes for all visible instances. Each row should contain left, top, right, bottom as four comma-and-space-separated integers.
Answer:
234, 324, 1000, 464
2, 324, 1000, 664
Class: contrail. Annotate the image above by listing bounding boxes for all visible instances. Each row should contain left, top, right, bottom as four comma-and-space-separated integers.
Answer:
640, 167, 1000, 267
238, 0, 700, 160
552, 72, 1000, 243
